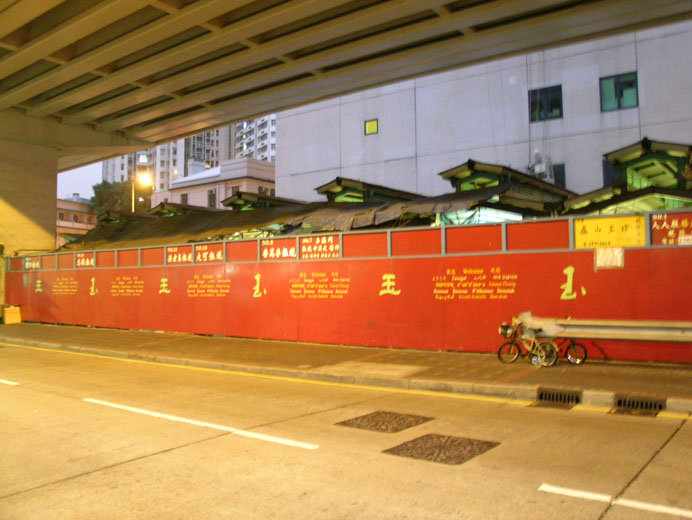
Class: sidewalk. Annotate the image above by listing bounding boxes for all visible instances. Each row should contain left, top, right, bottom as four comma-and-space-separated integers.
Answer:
1, 323, 691, 414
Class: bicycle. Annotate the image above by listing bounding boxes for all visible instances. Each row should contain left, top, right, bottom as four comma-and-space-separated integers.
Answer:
497, 317, 558, 367
552, 337, 588, 364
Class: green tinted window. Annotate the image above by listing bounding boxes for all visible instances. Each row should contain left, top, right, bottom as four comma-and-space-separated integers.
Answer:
619, 73, 638, 109
529, 85, 562, 122
600, 72, 638, 111
600, 77, 618, 111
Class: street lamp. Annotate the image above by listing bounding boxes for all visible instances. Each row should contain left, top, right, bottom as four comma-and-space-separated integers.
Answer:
132, 172, 152, 212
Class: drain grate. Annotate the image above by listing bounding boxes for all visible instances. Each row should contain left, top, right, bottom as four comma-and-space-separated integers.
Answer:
614, 394, 665, 416
336, 411, 433, 433
383, 434, 499, 465
536, 388, 582, 409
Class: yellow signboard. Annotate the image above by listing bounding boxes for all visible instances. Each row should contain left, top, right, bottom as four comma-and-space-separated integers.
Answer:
574, 216, 646, 249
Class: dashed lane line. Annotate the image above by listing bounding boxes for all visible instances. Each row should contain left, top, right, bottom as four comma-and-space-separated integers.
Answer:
83, 398, 319, 450
539, 483, 692, 518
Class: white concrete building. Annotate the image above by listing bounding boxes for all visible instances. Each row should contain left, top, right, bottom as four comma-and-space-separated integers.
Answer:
276, 20, 692, 201
233, 115, 277, 163
103, 120, 276, 201
150, 157, 276, 209
102, 128, 232, 191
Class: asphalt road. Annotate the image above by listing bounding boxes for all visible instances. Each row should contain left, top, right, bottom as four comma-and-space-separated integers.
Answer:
1, 345, 691, 519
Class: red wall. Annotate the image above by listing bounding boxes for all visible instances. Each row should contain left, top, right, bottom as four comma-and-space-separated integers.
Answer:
5, 223, 692, 363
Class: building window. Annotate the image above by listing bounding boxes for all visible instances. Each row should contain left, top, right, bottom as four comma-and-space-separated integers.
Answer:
120, 163, 124, 171
602, 160, 619, 186
181, 193, 188, 205
552, 164, 566, 188
270, 189, 275, 196
73, 214, 80, 223
232, 186, 240, 195
600, 72, 638, 111
58, 212, 65, 220
208, 189, 216, 208
529, 86, 562, 122
364, 118, 379, 135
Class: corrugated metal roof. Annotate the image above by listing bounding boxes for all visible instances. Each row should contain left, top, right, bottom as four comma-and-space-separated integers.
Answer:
61, 186, 509, 251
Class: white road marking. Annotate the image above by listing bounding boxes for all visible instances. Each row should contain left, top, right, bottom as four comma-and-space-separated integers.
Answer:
538, 483, 610, 503
0, 378, 19, 386
539, 483, 692, 518
84, 398, 319, 451
614, 498, 692, 518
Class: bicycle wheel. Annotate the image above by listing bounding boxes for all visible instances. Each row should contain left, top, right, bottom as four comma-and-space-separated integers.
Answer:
540, 341, 559, 367
566, 342, 587, 364
529, 344, 546, 368
498, 341, 521, 363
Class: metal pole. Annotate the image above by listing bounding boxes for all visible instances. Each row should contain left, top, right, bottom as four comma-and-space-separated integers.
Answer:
131, 178, 135, 213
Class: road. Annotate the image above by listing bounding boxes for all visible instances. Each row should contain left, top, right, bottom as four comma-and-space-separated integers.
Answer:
1, 344, 691, 519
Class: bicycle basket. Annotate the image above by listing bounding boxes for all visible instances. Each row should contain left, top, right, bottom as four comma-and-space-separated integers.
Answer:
498, 323, 513, 338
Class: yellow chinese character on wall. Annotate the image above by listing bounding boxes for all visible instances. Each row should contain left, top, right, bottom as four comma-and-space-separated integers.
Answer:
379, 274, 401, 296
159, 278, 171, 295
34, 280, 43, 293
560, 266, 586, 300
253, 274, 267, 298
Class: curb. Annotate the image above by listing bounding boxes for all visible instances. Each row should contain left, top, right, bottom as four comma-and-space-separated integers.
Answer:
3, 336, 692, 414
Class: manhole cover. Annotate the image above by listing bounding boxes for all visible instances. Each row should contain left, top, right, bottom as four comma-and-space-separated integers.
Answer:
336, 411, 433, 433
383, 434, 499, 465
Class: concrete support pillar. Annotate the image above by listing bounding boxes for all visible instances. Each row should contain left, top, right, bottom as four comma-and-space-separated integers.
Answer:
0, 137, 58, 306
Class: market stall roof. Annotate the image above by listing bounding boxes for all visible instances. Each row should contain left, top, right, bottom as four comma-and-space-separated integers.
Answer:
221, 191, 305, 211
148, 202, 225, 217
439, 159, 574, 214
97, 210, 158, 223
60, 185, 509, 251
563, 185, 692, 215
604, 137, 692, 191
563, 138, 692, 214
315, 177, 421, 203
605, 137, 692, 164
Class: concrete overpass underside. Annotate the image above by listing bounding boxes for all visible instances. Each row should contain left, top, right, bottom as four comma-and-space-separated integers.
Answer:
1, 0, 691, 259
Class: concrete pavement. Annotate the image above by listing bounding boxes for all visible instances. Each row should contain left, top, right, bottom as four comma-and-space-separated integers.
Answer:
1, 322, 691, 414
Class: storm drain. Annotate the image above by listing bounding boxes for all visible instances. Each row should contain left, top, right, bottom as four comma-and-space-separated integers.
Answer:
535, 388, 582, 409
336, 411, 433, 433
613, 394, 665, 416
383, 434, 499, 465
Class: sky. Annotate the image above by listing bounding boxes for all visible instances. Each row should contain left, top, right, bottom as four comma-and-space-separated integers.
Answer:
57, 162, 102, 200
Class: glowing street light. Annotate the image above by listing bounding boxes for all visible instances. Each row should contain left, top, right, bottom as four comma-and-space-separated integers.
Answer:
132, 172, 152, 212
